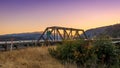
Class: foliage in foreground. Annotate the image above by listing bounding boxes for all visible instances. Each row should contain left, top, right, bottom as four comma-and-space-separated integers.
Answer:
48, 37, 120, 68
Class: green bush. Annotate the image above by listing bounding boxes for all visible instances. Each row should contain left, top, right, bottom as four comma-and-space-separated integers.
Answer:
93, 35, 119, 67
48, 40, 95, 68
49, 40, 75, 63
48, 36, 120, 68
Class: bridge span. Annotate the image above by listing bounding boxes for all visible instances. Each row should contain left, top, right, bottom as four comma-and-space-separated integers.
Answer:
37, 26, 87, 41
0, 26, 87, 51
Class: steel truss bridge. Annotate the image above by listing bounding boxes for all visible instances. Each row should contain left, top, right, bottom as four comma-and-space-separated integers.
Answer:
37, 26, 87, 45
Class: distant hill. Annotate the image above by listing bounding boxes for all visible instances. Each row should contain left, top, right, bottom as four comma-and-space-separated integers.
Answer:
85, 24, 120, 38
0, 32, 42, 41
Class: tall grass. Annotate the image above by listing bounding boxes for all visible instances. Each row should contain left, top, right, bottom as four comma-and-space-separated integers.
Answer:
0, 46, 64, 68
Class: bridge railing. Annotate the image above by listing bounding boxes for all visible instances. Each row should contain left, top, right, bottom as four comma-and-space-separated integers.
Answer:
0, 40, 38, 51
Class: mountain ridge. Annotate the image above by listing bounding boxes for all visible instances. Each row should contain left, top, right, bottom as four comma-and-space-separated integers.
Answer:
0, 32, 42, 41
85, 23, 120, 38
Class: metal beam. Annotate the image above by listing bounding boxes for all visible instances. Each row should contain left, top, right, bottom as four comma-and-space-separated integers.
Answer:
37, 26, 88, 44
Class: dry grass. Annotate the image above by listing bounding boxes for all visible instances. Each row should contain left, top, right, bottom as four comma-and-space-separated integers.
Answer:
0, 46, 76, 68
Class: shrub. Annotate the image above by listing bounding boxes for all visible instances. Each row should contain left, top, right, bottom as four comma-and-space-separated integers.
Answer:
48, 35, 120, 68
49, 40, 75, 63
93, 35, 119, 67
48, 40, 95, 68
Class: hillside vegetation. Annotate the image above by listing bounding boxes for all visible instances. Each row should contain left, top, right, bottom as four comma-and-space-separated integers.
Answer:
85, 24, 120, 38
0, 46, 67, 68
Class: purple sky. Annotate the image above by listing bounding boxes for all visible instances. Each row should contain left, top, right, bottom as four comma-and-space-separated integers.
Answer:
0, 0, 120, 34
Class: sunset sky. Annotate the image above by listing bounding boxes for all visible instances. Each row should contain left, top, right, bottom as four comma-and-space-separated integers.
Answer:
0, 0, 120, 35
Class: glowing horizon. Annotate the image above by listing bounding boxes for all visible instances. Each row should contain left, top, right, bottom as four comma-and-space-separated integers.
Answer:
0, 0, 120, 35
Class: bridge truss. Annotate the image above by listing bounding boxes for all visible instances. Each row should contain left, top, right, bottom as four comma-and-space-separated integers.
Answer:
37, 26, 87, 44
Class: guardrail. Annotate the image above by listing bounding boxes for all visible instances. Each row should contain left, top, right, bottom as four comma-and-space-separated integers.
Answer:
0, 40, 63, 51
0, 40, 38, 51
